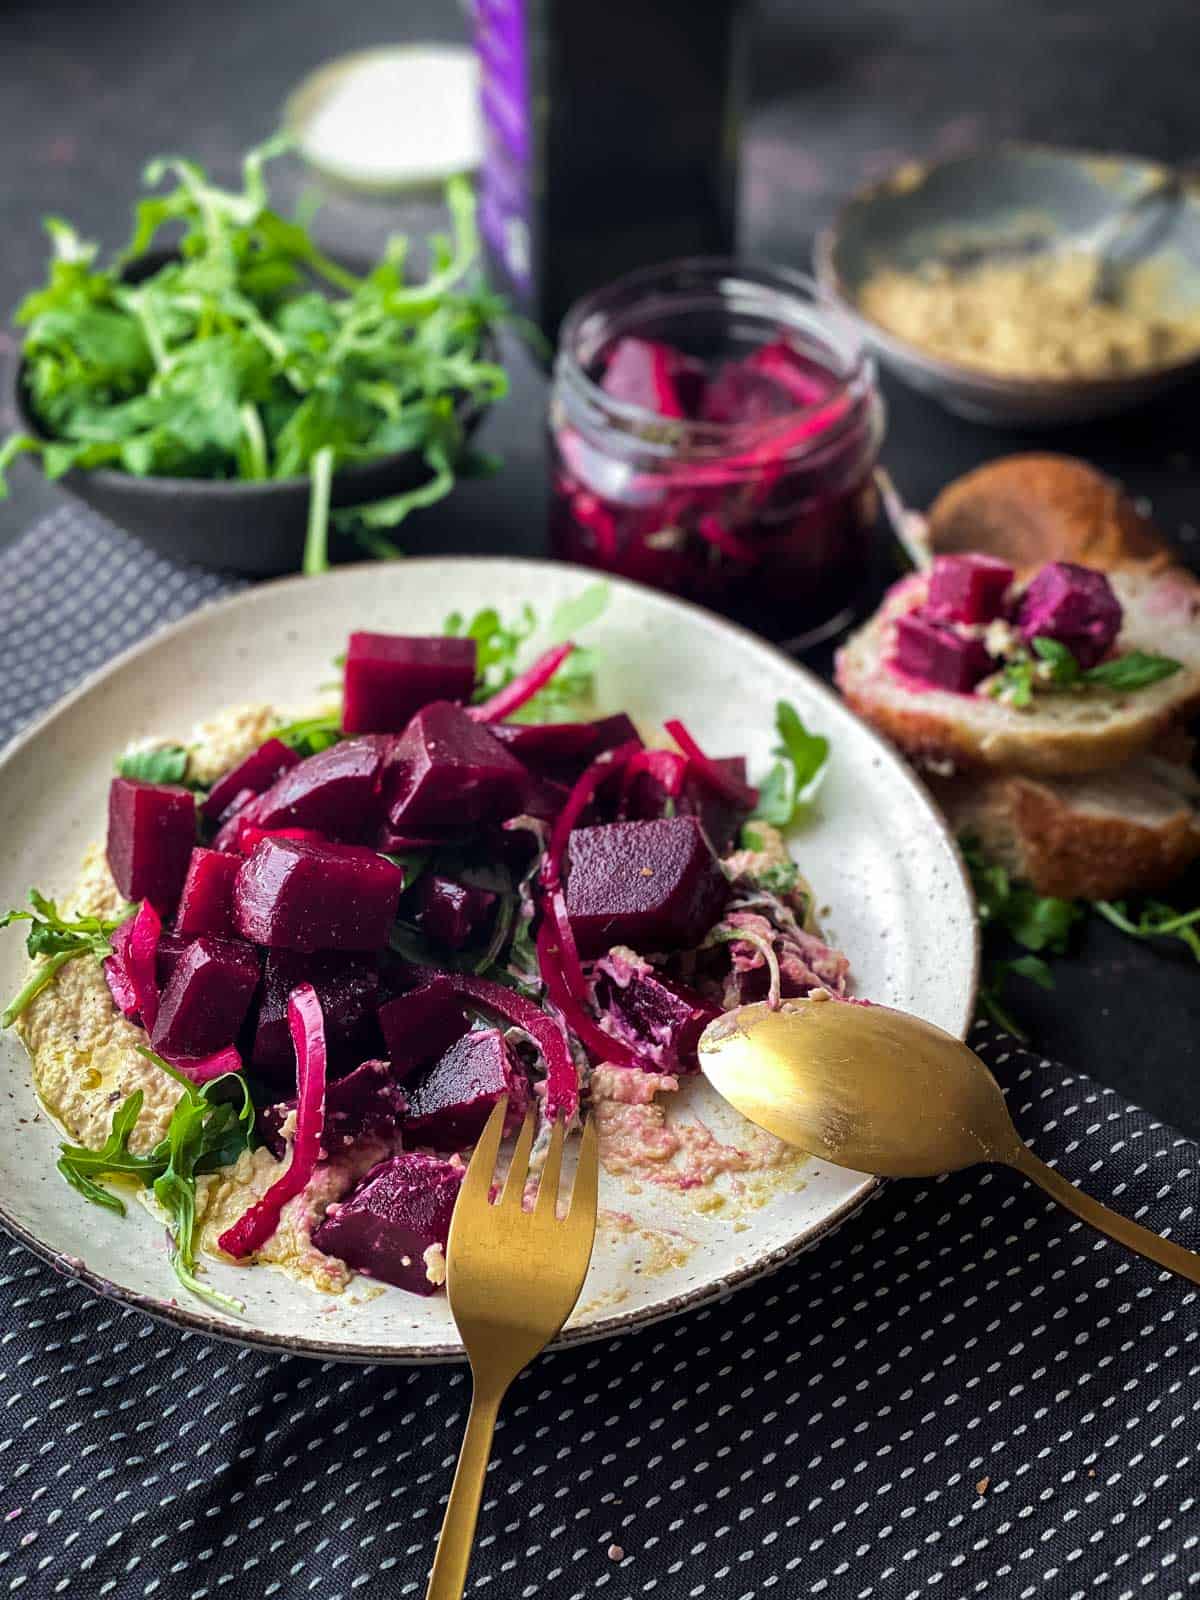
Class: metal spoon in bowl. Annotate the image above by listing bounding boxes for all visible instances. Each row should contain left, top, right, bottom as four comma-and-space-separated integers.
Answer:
698, 997, 1200, 1285
934, 162, 1195, 305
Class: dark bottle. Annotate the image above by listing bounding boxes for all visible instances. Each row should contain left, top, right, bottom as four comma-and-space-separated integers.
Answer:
474, 0, 745, 343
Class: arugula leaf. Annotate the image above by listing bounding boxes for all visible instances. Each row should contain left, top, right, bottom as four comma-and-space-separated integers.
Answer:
1, 142, 511, 572
447, 587, 609, 722
990, 638, 1181, 705
960, 838, 1082, 954
1, 892, 132, 1027
748, 702, 829, 829
60, 1054, 254, 1314
115, 743, 191, 785
1082, 651, 1182, 690
1094, 898, 1200, 962
269, 710, 343, 758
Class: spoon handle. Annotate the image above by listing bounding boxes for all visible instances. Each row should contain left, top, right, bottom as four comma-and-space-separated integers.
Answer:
1009, 1144, 1200, 1286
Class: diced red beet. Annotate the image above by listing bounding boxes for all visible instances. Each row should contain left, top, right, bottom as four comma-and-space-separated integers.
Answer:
237, 825, 328, 856
600, 337, 706, 418
404, 1028, 527, 1149
677, 757, 753, 855
149, 935, 261, 1060
200, 739, 299, 823
925, 553, 1014, 626
699, 339, 831, 426
377, 977, 470, 1080
106, 778, 196, 913
342, 633, 477, 735
174, 848, 241, 939
253, 736, 390, 840
156, 931, 191, 990
521, 774, 572, 822
489, 714, 642, 780
212, 789, 262, 852
234, 836, 404, 953
592, 955, 719, 1073
893, 614, 993, 693
375, 823, 472, 854
1017, 561, 1123, 669
251, 950, 381, 1076
311, 1151, 463, 1295
260, 1058, 407, 1159
414, 876, 496, 950
564, 815, 730, 958
385, 702, 528, 829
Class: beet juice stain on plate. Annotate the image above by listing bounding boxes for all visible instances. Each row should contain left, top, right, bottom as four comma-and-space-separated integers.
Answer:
548, 259, 886, 651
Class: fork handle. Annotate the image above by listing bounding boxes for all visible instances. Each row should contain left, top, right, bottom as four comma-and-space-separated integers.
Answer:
426, 1384, 503, 1600
1009, 1144, 1200, 1285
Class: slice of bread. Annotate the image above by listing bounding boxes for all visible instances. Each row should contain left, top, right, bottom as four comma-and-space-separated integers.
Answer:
925, 454, 1176, 580
930, 757, 1200, 901
836, 567, 1200, 778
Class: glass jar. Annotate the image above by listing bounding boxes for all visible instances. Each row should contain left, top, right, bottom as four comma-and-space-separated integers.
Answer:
548, 259, 885, 647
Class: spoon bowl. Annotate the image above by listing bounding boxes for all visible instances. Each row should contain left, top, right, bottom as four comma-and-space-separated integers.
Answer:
698, 999, 1020, 1177
699, 997, 1200, 1285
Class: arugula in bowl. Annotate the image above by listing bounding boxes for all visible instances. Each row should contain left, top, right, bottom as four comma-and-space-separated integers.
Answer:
0, 135, 509, 573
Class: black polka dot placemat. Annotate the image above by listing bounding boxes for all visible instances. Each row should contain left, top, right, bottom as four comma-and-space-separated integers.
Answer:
0, 506, 1197, 1599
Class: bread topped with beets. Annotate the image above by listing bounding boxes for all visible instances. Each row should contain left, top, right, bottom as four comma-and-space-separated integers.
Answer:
835, 558, 1200, 780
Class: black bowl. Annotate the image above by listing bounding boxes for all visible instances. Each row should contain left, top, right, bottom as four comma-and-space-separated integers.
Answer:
12, 255, 497, 575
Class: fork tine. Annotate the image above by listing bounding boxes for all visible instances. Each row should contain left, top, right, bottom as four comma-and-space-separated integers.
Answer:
499, 1109, 537, 1209
533, 1116, 566, 1219
565, 1115, 599, 1236
459, 1095, 508, 1207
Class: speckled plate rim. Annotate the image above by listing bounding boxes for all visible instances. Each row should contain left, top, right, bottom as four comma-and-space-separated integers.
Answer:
814, 141, 1200, 401
0, 557, 979, 1364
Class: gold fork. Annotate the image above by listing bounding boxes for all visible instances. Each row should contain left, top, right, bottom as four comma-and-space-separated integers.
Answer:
425, 1100, 600, 1600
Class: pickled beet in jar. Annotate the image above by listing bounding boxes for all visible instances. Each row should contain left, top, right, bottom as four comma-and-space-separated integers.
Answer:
549, 259, 885, 646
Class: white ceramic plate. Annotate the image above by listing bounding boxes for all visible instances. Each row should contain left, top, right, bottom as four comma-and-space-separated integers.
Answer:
0, 559, 978, 1361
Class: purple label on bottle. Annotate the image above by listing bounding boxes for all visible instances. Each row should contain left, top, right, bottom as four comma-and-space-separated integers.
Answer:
475, 0, 532, 291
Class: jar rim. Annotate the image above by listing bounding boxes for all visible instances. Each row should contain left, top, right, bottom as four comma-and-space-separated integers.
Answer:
554, 256, 877, 463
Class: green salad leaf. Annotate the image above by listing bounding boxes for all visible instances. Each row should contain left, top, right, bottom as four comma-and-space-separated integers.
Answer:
115, 743, 192, 785
747, 702, 829, 831
0, 892, 132, 1027
1, 138, 509, 575
58, 1051, 256, 1315
990, 638, 1181, 706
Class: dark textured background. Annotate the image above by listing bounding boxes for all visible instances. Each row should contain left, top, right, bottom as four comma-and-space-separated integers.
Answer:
0, 0, 1198, 1127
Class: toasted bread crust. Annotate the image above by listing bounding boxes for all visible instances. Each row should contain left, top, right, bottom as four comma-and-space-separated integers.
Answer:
926, 454, 1176, 580
933, 769, 1200, 900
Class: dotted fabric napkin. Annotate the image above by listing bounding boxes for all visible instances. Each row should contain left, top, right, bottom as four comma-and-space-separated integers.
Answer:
0, 507, 1197, 1600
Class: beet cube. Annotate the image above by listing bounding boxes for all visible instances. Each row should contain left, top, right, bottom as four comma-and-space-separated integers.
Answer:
377, 978, 470, 1080
106, 778, 197, 913
342, 633, 477, 734
174, 848, 241, 939
375, 823, 472, 854
678, 757, 753, 855
564, 815, 730, 958
260, 1058, 407, 1158
212, 789, 262, 852
233, 837, 405, 952
312, 1151, 463, 1295
253, 736, 390, 840
489, 714, 641, 780
600, 337, 706, 418
1017, 561, 1123, 669
251, 950, 381, 1075
405, 1028, 526, 1149
415, 876, 496, 950
150, 936, 261, 1060
893, 614, 993, 693
385, 702, 528, 829
200, 738, 299, 823
156, 932, 191, 991
593, 958, 719, 1074
925, 554, 1014, 626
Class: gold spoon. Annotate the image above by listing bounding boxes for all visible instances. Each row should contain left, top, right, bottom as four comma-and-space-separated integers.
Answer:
698, 998, 1200, 1285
